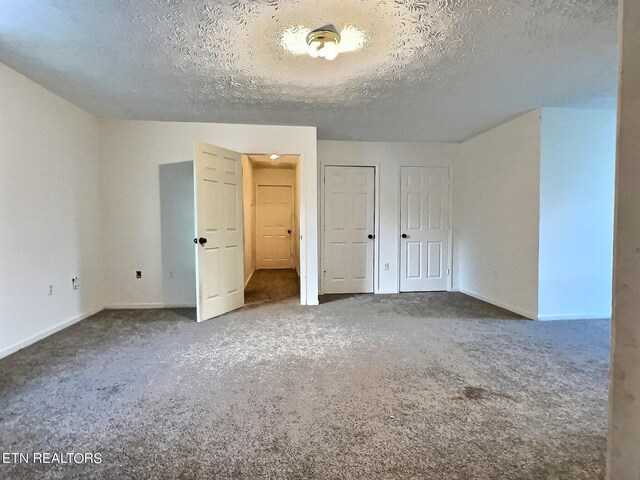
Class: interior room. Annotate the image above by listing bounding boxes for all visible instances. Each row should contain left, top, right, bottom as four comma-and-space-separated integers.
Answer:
1, 0, 639, 479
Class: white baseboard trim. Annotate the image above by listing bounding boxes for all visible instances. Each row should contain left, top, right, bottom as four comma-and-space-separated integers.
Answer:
104, 303, 196, 309
0, 306, 104, 360
458, 288, 537, 320
375, 290, 399, 294
244, 269, 255, 288
537, 313, 611, 321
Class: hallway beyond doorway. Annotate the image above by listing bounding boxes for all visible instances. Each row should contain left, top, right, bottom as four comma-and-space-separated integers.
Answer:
244, 269, 300, 306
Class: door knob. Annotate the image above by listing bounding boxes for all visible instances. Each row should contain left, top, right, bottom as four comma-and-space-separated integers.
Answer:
368, 234, 374, 239
198, 237, 207, 246
402, 233, 408, 238
193, 238, 198, 244
287, 229, 291, 234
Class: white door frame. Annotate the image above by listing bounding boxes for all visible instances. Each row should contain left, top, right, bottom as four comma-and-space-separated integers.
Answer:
320, 163, 380, 294
397, 165, 454, 292
255, 182, 295, 269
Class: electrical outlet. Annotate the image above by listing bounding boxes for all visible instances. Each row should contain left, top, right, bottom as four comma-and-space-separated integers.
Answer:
384, 263, 390, 271
136, 271, 142, 279
48, 284, 54, 296
72, 277, 79, 290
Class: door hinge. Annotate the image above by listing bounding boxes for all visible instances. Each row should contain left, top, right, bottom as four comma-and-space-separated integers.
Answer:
447, 268, 450, 275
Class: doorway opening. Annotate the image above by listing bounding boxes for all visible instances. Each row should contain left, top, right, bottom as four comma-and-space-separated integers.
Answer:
242, 154, 301, 306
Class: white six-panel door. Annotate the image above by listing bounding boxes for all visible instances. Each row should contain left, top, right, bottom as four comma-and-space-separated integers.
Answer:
323, 166, 375, 294
194, 141, 244, 322
256, 185, 293, 269
400, 166, 450, 292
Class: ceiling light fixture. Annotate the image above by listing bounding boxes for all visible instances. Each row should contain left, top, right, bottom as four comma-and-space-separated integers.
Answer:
269, 153, 280, 161
281, 25, 365, 58
306, 26, 341, 60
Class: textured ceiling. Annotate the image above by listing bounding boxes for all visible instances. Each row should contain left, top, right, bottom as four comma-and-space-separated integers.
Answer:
0, 0, 618, 142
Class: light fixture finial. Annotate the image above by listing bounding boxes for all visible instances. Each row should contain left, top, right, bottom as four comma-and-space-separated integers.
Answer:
306, 25, 341, 60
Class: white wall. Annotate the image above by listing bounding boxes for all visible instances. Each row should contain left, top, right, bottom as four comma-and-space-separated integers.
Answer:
99, 120, 317, 308
318, 141, 458, 294
455, 110, 541, 318
159, 161, 196, 305
242, 155, 256, 285
0, 64, 103, 358
538, 108, 616, 320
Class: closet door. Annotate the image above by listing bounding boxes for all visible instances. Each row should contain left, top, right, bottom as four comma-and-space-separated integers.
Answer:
323, 166, 375, 294
400, 167, 450, 292
256, 185, 293, 269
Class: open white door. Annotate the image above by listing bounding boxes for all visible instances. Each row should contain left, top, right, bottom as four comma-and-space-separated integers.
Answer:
194, 141, 244, 322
